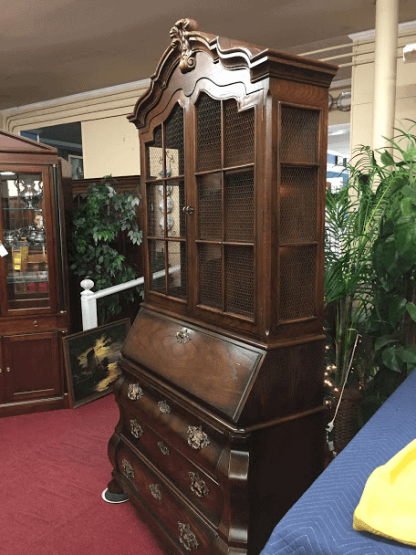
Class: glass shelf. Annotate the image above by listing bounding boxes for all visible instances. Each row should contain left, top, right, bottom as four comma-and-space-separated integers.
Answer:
1, 170, 49, 310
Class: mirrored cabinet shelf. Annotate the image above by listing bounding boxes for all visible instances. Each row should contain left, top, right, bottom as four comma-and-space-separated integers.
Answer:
0, 131, 69, 417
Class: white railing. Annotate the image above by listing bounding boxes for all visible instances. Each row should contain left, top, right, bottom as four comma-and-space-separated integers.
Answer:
80, 266, 179, 330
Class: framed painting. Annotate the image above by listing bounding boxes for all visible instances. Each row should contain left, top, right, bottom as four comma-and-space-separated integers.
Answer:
63, 319, 130, 408
68, 154, 84, 180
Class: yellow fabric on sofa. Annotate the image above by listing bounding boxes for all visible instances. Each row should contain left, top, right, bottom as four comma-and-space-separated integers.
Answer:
353, 438, 416, 546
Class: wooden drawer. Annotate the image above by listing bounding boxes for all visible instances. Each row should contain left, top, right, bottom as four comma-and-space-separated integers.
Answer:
119, 373, 226, 477
122, 309, 262, 423
115, 444, 224, 555
121, 406, 224, 526
0, 315, 59, 335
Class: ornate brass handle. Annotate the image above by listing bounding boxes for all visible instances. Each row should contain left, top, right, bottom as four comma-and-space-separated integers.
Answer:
6, 367, 11, 373
33, 320, 38, 327
158, 400, 171, 414
189, 471, 209, 498
182, 206, 195, 215
127, 383, 143, 400
176, 329, 190, 344
157, 441, 170, 456
187, 425, 210, 450
122, 459, 135, 480
149, 483, 162, 500
178, 522, 199, 551
130, 419, 143, 439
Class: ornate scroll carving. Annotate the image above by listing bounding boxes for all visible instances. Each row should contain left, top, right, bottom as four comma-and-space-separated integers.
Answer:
170, 19, 200, 74
187, 425, 210, 450
189, 471, 209, 498
178, 522, 199, 551
127, 383, 143, 401
130, 419, 143, 439
122, 459, 135, 479
158, 399, 172, 414
149, 483, 162, 500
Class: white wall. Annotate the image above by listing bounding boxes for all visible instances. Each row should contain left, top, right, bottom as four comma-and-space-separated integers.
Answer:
82, 116, 140, 178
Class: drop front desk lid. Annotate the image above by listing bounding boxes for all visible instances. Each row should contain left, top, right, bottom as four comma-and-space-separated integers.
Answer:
122, 309, 264, 424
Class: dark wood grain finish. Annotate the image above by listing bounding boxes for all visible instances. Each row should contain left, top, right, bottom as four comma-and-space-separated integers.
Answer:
122, 309, 263, 422
107, 19, 336, 555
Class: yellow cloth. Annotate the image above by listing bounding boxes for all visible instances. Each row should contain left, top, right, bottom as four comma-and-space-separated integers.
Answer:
353, 438, 416, 546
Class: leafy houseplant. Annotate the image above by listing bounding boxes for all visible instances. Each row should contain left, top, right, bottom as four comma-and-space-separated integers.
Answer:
324, 148, 392, 392
361, 129, 416, 416
69, 177, 142, 324
325, 127, 416, 439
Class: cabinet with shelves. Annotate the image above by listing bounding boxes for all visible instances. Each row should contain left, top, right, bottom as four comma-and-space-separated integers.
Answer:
106, 19, 337, 554
0, 131, 69, 416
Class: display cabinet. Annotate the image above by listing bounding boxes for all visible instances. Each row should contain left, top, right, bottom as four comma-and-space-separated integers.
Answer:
106, 19, 337, 555
0, 131, 69, 416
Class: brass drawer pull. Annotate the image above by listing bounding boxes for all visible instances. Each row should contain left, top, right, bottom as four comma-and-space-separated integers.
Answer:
176, 329, 190, 344
157, 441, 170, 456
33, 320, 38, 327
178, 522, 199, 551
6, 367, 11, 373
130, 419, 143, 439
187, 425, 210, 450
158, 400, 171, 414
122, 459, 135, 479
127, 383, 143, 400
149, 483, 162, 500
189, 471, 209, 498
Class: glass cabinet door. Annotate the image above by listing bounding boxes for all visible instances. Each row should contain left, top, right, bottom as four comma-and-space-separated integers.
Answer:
1, 171, 50, 311
145, 103, 187, 302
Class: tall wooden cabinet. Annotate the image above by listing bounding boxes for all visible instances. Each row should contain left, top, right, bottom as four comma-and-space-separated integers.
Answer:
0, 131, 69, 417
106, 19, 337, 554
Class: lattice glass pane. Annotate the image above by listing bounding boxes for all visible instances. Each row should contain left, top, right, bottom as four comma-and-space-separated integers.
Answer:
147, 184, 164, 237
167, 241, 187, 300
279, 246, 316, 321
225, 170, 254, 242
280, 107, 319, 164
224, 100, 254, 167
146, 126, 163, 179
198, 243, 222, 309
196, 93, 222, 172
149, 240, 166, 293
165, 103, 184, 178
225, 246, 254, 317
167, 180, 186, 238
280, 167, 318, 243
197, 173, 222, 241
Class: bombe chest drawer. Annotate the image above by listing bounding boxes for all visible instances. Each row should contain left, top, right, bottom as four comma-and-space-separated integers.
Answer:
107, 310, 326, 555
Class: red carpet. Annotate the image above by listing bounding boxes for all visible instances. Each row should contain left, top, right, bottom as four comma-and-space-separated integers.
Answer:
0, 395, 163, 555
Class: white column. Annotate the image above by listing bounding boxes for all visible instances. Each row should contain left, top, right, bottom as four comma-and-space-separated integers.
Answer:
372, 0, 399, 151
80, 279, 98, 330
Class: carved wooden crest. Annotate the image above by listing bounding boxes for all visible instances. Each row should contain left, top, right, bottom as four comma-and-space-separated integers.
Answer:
170, 19, 201, 73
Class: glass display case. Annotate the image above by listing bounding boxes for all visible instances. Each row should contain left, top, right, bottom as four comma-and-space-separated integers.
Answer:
1, 171, 50, 310
0, 132, 69, 416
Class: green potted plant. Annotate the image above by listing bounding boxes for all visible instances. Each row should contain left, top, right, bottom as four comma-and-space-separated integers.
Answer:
325, 127, 416, 452
69, 176, 142, 324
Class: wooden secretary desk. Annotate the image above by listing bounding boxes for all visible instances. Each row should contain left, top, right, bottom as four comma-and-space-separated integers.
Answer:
106, 19, 337, 555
